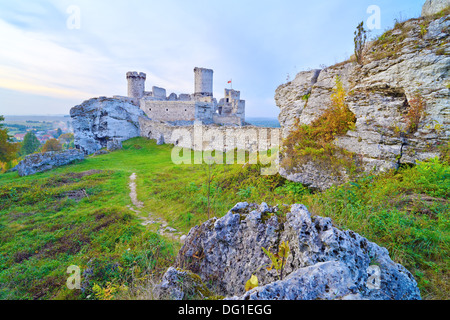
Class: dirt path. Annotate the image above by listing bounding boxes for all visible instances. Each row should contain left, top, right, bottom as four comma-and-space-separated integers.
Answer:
127, 173, 186, 242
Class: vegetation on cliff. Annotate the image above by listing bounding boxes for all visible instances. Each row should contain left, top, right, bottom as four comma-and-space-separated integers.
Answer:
281, 76, 358, 175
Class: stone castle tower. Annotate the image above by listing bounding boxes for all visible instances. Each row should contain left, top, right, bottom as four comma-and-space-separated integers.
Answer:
126, 72, 146, 100
194, 67, 213, 99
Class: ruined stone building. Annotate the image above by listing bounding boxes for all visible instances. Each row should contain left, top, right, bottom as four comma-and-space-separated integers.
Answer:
125, 67, 246, 126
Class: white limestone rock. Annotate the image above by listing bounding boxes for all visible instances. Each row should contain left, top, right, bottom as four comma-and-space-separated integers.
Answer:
15, 149, 85, 177
422, 0, 450, 17
159, 202, 421, 300
70, 97, 148, 155
275, 13, 450, 190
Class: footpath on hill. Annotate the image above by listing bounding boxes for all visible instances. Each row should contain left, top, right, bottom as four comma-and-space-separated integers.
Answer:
127, 172, 185, 242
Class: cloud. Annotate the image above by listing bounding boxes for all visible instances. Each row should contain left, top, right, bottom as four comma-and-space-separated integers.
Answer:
0, 0, 427, 118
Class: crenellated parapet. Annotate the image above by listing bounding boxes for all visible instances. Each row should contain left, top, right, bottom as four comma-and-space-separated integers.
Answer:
126, 67, 245, 125
126, 72, 147, 100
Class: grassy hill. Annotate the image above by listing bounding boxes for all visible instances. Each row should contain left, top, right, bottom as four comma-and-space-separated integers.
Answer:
0, 138, 448, 300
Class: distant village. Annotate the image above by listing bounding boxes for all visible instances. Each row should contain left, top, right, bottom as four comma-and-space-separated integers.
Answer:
6, 117, 73, 144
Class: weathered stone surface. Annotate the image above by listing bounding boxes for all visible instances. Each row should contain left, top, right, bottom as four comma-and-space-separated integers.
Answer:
275, 13, 450, 190
106, 139, 122, 152
422, 0, 450, 16
160, 202, 421, 300
70, 97, 148, 155
153, 267, 215, 300
15, 149, 85, 177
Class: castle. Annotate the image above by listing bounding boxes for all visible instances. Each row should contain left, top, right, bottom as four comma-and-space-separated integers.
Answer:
126, 67, 246, 126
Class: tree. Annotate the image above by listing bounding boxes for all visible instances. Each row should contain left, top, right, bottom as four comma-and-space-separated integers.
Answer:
354, 21, 367, 65
42, 138, 62, 152
0, 116, 20, 163
20, 131, 41, 156
53, 128, 63, 139
59, 133, 74, 149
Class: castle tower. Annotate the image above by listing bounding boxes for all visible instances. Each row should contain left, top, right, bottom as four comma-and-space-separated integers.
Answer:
126, 71, 146, 100
194, 67, 213, 98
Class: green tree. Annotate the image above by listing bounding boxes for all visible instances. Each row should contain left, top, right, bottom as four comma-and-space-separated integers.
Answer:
354, 21, 367, 65
0, 115, 20, 163
42, 138, 62, 152
20, 131, 41, 156
53, 128, 63, 139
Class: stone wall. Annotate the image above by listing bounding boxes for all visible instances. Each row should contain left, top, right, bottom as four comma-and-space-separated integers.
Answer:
212, 114, 243, 126
141, 100, 197, 122
139, 117, 281, 154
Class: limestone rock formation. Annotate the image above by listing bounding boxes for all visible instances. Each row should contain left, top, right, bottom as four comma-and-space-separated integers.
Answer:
275, 10, 449, 190
15, 149, 85, 177
155, 202, 421, 300
422, 0, 450, 16
70, 97, 148, 155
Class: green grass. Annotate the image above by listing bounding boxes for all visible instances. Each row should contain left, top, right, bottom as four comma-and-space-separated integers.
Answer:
0, 138, 448, 300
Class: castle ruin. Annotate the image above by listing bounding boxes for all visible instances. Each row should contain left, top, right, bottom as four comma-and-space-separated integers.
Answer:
126, 67, 246, 126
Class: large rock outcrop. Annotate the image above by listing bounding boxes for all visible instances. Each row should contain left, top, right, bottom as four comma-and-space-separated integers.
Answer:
70, 97, 148, 155
15, 149, 85, 177
275, 10, 449, 190
155, 202, 421, 300
422, 0, 450, 16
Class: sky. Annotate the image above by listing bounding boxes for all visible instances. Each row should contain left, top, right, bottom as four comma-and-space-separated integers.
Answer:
0, 0, 426, 118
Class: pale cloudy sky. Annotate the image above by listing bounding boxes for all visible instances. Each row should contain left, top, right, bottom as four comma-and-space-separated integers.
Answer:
0, 0, 425, 118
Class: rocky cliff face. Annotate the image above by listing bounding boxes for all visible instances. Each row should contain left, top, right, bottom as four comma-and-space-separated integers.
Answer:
154, 202, 421, 300
275, 9, 449, 190
423, 0, 450, 16
70, 97, 148, 155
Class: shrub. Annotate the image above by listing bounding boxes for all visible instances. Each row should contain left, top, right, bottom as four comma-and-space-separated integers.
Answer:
354, 21, 367, 65
281, 76, 357, 173
405, 94, 426, 134
42, 139, 63, 152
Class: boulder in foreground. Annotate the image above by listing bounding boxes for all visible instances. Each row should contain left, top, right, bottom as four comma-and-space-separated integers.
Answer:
155, 202, 421, 300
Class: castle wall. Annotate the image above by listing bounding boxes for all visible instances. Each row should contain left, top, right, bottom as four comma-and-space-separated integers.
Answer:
152, 86, 167, 99
212, 114, 243, 126
139, 117, 281, 154
141, 100, 197, 121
